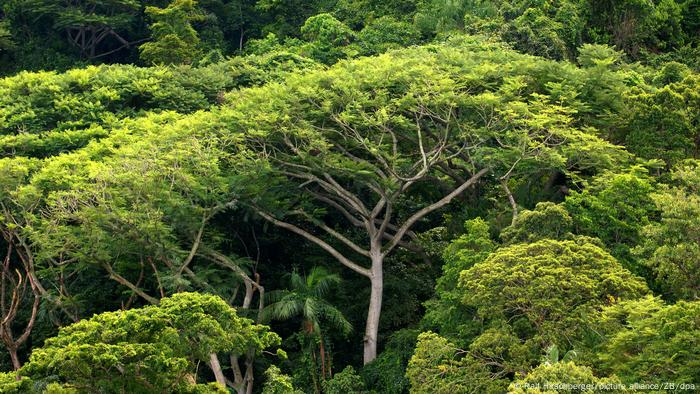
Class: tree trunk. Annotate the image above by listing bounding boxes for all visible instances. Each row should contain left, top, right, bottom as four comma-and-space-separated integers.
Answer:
363, 254, 383, 365
244, 353, 255, 394
209, 353, 226, 387
230, 354, 245, 394
9, 347, 20, 371
310, 346, 320, 394
319, 336, 327, 379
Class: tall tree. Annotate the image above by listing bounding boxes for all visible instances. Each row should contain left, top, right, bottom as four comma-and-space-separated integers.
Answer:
234, 41, 626, 363
0, 109, 269, 393
5, 292, 280, 393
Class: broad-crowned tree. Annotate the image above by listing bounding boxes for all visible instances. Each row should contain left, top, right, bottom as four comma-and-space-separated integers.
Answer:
458, 238, 648, 379
461, 237, 649, 344
1, 109, 268, 393
5, 292, 280, 393
231, 39, 627, 364
408, 237, 648, 392
406, 331, 507, 394
21, 111, 235, 303
0, 51, 319, 392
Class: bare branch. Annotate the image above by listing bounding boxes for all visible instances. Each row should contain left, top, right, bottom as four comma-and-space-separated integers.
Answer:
279, 168, 369, 218
502, 180, 518, 223
103, 263, 159, 305
291, 210, 371, 258
307, 190, 365, 228
253, 208, 371, 277
197, 248, 261, 293
383, 167, 490, 256
177, 212, 207, 276
322, 173, 370, 217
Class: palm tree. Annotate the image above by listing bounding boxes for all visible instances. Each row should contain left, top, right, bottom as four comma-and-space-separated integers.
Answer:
263, 267, 352, 392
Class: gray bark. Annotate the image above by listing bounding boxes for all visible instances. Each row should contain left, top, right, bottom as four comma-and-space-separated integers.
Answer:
209, 353, 226, 387
363, 253, 383, 364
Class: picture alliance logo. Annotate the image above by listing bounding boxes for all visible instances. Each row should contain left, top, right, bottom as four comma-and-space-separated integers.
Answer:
629, 383, 698, 391
512, 383, 699, 392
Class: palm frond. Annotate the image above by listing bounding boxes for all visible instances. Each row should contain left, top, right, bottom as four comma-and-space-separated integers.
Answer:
262, 297, 303, 323
289, 269, 307, 293
307, 266, 330, 284
320, 302, 353, 336
311, 271, 341, 298
265, 289, 292, 304
303, 298, 320, 330
267, 267, 351, 338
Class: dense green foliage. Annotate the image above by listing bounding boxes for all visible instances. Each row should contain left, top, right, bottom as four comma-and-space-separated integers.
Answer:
3, 0, 700, 74
595, 296, 700, 384
1, 0, 699, 393
0, 52, 316, 157
636, 160, 700, 300
11, 292, 278, 393
139, 0, 206, 65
